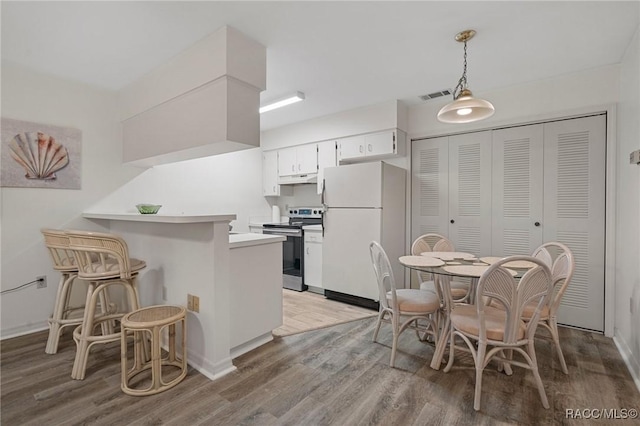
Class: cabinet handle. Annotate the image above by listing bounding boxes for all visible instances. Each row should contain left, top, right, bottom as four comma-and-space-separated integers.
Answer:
306, 247, 310, 255
450, 219, 455, 224
534, 221, 541, 227
298, 164, 301, 171
368, 144, 372, 152
359, 145, 364, 153
273, 185, 276, 192
292, 165, 295, 172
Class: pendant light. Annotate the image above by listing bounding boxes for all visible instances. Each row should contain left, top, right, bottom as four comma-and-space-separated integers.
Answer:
437, 30, 495, 124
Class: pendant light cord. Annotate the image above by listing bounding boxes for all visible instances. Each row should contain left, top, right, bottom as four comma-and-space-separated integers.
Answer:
453, 40, 468, 100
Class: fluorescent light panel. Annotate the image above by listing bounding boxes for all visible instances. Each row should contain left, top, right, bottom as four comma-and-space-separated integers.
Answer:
259, 91, 305, 114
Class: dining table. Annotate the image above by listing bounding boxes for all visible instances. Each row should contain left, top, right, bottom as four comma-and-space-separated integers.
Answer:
399, 252, 536, 370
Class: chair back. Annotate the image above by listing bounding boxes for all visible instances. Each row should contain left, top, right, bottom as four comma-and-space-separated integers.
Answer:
477, 256, 552, 343
411, 233, 455, 285
369, 241, 397, 312
532, 242, 575, 317
41, 228, 77, 272
411, 233, 455, 255
66, 230, 135, 280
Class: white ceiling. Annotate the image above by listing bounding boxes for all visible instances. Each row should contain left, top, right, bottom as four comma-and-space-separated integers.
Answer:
2, 1, 638, 131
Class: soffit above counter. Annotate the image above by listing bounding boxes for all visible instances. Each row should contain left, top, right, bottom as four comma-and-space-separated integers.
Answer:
118, 26, 266, 168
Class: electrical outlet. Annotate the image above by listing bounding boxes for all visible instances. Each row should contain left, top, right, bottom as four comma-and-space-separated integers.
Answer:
36, 275, 47, 289
187, 294, 194, 311
193, 295, 200, 313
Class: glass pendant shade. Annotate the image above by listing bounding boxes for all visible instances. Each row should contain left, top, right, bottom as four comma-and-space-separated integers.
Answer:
437, 89, 495, 124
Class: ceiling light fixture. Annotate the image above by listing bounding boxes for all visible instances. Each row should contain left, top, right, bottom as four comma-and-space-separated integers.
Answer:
437, 30, 495, 124
259, 91, 305, 114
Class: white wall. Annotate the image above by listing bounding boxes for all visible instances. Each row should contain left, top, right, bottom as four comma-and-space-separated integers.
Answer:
0, 63, 142, 337
85, 147, 272, 233
261, 99, 408, 151
614, 26, 640, 388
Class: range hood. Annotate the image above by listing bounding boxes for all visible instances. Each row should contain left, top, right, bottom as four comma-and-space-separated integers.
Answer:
278, 173, 318, 185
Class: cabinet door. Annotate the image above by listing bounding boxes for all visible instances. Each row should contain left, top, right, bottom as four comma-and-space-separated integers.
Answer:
317, 140, 337, 195
411, 136, 450, 241
543, 115, 606, 332
277, 147, 297, 176
491, 124, 544, 256
304, 236, 323, 288
365, 130, 396, 157
296, 144, 318, 174
262, 151, 280, 196
448, 131, 493, 257
337, 135, 365, 162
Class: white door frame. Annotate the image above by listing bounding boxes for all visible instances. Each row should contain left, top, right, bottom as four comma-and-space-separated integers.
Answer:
407, 103, 617, 337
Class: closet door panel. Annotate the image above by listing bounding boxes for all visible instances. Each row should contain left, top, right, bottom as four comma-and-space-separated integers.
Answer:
544, 115, 606, 331
492, 124, 544, 256
448, 131, 493, 256
411, 137, 450, 243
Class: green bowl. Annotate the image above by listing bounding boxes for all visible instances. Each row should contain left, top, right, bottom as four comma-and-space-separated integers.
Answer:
136, 204, 162, 214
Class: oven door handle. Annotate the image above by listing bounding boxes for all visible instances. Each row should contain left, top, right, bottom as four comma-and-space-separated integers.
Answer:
263, 229, 302, 236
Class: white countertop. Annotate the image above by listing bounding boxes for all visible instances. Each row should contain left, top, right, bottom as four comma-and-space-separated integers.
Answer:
229, 233, 286, 249
83, 212, 236, 224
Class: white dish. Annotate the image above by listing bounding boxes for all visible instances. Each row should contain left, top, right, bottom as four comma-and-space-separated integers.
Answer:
399, 255, 445, 268
442, 264, 517, 277
479, 256, 538, 269
421, 251, 476, 261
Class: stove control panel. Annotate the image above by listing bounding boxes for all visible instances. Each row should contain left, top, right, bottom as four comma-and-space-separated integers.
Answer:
289, 206, 324, 218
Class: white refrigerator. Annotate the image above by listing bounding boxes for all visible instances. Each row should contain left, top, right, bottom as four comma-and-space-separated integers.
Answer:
322, 161, 406, 306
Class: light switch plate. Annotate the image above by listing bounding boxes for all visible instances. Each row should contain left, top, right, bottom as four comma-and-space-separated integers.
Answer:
630, 149, 640, 165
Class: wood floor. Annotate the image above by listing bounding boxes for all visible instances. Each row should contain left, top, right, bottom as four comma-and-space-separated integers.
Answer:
273, 289, 377, 337
2, 317, 638, 425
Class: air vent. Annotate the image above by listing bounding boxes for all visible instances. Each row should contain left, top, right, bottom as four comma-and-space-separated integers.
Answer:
419, 89, 452, 102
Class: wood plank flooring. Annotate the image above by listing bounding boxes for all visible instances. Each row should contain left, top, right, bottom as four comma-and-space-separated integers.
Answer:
2, 317, 638, 425
272, 289, 377, 337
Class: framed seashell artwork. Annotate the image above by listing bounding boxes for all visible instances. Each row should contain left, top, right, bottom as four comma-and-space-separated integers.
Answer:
1, 118, 81, 189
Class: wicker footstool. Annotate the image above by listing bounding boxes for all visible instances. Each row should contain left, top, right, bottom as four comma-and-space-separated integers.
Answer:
120, 305, 187, 396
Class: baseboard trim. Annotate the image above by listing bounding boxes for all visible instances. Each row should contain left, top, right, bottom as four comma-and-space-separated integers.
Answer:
186, 351, 237, 382
613, 333, 640, 394
1, 322, 49, 340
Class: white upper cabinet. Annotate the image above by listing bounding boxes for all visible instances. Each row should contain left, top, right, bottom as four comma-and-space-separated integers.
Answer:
316, 140, 337, 195
278, 144, 318, 176
338, 129, 406, 163
263, 151, 292, 196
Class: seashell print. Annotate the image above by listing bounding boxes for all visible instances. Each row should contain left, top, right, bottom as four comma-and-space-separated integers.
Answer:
8, 132, 69, 180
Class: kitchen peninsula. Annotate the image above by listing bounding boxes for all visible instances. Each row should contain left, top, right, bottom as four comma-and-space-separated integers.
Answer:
82, 212, 285, 381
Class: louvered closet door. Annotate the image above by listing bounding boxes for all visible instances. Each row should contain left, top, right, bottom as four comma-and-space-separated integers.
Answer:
448, 131, 493, 256
492, 125, 544, 256
411, 136, 450, 242
544, 115, 606, 331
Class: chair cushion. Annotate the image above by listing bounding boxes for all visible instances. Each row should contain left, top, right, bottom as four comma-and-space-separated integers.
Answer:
387, 289, 440, 314
420, 280, 469, 298
450, 304, 526, 341
488, 299, 550, 320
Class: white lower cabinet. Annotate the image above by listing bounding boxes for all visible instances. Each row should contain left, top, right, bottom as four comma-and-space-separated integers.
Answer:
304, 228, 323, 291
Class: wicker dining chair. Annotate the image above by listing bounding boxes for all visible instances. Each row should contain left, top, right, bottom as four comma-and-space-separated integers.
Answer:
370, 241, 440, 367
411, 233, 470, 301
443, 255, 553, 411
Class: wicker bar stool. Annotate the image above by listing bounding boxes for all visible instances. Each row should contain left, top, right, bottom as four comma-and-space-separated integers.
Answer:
41, 229, 114, 354
121, 305, 187, 396
66, 230, 146, 380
